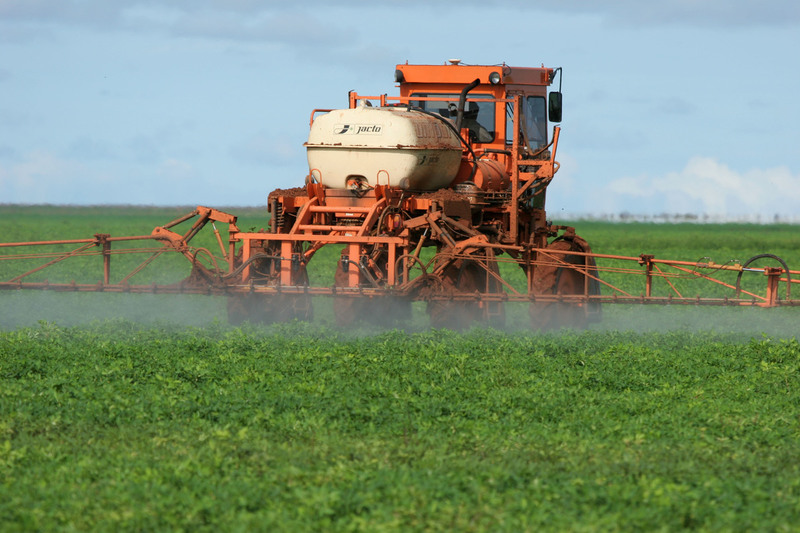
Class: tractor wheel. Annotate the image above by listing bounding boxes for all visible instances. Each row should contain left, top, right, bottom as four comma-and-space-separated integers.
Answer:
529, 236, 600, 330
333, 256, 410, 328
227, 266, 312, 325
427, 250, 505, 330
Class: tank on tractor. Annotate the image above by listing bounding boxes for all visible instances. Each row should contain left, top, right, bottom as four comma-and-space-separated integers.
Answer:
306, 105, 463, 190
230, 60, 601, 329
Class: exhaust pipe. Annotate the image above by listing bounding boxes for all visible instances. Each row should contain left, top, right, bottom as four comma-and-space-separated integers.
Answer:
454, 78, 480, 132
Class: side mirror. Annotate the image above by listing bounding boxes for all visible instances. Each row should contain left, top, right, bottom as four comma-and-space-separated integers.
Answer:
548, 92, 563, 123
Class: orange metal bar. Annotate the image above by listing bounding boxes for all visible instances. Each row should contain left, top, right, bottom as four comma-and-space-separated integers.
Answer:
118, 247, 169, 285
551, 126, 560, 162
387, 242, 397, 286
348, 243, 361, 287
667, 263, 763, 301
652, 263, 683, 298
297, 225, 368, 233
212, 223, 228, 261
642, 255, 654, 297
161, 209, 199, 229
280, 240, 293, 286
241, 237, 252, 282
100, 236, 111, 285
290, 196, 320, 234
0, 238, 95, 247
475, 256, 524, 297
8, 241, 96, 282
535, 248, 632, 297
234, 232, 404, 245
765, 268, 781, 307
310, 109, 334, 126
356, 197, 387, 237
306, 205, 373, 213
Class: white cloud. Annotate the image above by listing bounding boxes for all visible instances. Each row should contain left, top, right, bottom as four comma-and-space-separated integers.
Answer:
0, 0, 796, 39
606, 156, 800, 218
0, 151, 101, 203
0, 2, 349, 45
67, 137, 117, 160
167, 9, 337, 44
156, 157, 196, 182
229, 131, 304, 166
0, 0, 128, 28
0, 151, 203, 204
528, 0, 800, 28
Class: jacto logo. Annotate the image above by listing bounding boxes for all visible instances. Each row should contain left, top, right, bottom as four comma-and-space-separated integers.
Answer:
334, 124, 382, 135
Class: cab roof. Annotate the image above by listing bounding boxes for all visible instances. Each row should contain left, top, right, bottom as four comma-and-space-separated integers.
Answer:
395, 62, 555, 87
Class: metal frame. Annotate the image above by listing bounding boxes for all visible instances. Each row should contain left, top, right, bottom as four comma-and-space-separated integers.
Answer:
2, 208, 797, 309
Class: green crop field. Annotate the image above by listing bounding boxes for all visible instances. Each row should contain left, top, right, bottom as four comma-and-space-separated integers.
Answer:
1, 205, 800, 531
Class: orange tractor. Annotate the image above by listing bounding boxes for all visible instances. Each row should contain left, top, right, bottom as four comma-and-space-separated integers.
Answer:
2, 61, 797, 328
232, 60, 600, 329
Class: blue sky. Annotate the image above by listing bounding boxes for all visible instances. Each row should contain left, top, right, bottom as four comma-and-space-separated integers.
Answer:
1, 1, 799, 219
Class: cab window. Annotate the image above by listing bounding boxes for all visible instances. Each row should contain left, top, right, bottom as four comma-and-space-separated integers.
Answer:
506, 96, 548, 150
410, 93, 495, 143
525, 96, 547, 149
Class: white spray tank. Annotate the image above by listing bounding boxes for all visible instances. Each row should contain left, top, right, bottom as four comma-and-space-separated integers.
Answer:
305, 102, 463, 190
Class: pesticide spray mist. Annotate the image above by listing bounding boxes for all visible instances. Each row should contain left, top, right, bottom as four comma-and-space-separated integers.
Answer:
2, 291, 796, 341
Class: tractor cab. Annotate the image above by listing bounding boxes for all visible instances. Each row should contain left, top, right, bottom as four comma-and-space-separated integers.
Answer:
393, 60, 561, 155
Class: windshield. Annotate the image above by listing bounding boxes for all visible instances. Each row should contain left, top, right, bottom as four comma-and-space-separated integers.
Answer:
410, 93, 495, 143
506, 96, 548, 150
525, 96, 547, 149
